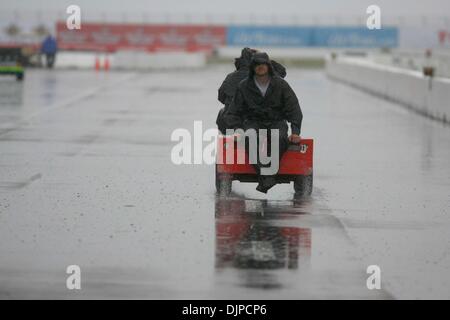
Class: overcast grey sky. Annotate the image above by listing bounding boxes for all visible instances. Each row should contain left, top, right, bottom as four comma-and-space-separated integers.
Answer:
2, 0, 450, 17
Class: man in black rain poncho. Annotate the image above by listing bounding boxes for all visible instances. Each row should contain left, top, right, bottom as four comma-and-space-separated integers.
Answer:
216, 47, 286, 133
223, 52, 303, 193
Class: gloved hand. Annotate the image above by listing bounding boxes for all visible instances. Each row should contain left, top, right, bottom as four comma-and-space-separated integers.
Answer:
288, 134, 302, 144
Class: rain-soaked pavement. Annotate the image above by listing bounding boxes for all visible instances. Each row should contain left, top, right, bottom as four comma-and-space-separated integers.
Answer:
0, 65, 449, 299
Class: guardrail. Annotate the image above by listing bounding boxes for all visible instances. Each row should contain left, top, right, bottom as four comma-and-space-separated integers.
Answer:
326, 56, 450, 124
369, 49, 450, 78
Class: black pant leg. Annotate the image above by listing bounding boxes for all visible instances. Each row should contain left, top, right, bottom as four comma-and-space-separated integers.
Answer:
270, 120, 289, 164
242, 120, 288, 176
260, 120, 288, 176
242, 120, 262, 175
46, 54, 55, 68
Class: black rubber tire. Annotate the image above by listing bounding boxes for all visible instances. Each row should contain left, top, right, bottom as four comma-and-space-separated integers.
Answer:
294, 174, 313, 196
16, 73, 24, 81
215, 165, 232, 196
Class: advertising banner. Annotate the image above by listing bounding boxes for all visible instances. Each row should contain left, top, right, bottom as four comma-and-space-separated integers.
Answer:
313, 27, 398, 48
226, 26, 398, 48
56, 22, 226, 52
226, 26, 313, 47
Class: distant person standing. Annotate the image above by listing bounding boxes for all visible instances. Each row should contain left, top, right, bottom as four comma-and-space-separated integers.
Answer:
41, 34, 58, 68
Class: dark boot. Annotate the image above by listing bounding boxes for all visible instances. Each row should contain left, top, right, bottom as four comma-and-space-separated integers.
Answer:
256, 176, 277, 193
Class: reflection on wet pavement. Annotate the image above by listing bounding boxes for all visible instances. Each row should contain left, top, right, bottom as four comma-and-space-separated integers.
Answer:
0, 81, 23, 107
216, 198, 311, 270
214, 196, 392, 298
215, 197, 311, 290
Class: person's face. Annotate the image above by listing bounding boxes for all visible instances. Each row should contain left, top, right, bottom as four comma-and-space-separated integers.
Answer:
254, 63, 269, 76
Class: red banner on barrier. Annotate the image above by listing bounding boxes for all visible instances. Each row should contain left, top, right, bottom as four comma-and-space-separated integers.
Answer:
56, 22, 226, 52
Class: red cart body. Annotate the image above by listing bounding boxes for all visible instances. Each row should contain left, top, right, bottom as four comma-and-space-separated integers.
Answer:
215, 135, 314, 195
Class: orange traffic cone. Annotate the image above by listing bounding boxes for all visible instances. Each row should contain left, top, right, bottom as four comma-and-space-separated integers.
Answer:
95, 56, 101, 71
104, 55, 110, 71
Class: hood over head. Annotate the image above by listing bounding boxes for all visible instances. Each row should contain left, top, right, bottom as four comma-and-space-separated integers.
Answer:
234, 47, 256, 70
249, 52, 274, 77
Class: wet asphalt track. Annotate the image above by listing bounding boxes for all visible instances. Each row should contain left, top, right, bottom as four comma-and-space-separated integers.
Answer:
0, 66, 449, 299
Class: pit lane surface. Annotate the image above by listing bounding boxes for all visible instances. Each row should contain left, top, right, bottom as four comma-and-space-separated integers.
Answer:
0, 66, 449, 299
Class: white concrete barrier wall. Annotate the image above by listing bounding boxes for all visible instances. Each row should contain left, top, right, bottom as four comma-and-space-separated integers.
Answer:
216, 47, 376, 61
429, 78, 450, 122
54, 51, 206, 70
114, 51, 206, 69
54, 51, 103, 69
216, 47, 334, 60
369, 50, 450, 79
326, 57, 450, 123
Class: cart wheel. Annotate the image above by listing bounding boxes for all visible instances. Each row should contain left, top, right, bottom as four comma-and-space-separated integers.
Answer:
294, 174, 313, 196
215, 165, 232, 196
